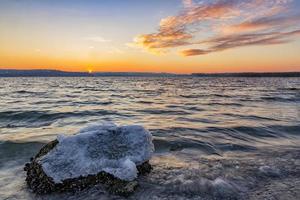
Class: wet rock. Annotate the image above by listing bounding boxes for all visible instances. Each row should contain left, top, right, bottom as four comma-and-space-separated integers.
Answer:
24, 123, 154, 196
212, 178, 240, 200
258, 166, 280, 178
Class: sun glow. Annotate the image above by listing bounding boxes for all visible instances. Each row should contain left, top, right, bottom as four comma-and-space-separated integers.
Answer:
88, 69, 93, 74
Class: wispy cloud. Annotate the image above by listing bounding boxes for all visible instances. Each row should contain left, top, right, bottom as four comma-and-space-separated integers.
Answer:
85, 36, 111, 43
181, 29, 300, 56
133, 0, 300, 56
220, 15, 300, 34
183, 0, 194, 8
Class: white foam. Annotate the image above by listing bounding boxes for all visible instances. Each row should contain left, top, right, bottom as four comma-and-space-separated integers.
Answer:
38, 122, 154, 183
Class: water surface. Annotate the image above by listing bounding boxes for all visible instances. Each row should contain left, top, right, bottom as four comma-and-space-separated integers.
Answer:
0, 77, 299, 199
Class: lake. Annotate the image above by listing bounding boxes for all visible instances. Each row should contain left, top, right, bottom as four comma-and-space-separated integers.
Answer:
0, 77, 299, 199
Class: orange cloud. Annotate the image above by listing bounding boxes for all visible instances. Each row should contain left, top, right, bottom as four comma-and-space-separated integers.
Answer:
133, 0, 242, 52
133, 0, 300, 56
134, 29, 192, 52
181, 29, 300, 56
180, 49, 211, 56
221, 15, 300, 34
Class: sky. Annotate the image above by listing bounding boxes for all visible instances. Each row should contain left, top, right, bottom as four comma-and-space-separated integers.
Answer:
0, 0, 300, 73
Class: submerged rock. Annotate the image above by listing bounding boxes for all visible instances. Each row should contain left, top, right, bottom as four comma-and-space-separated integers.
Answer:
258, 165, 281, 177
24, 123, 154, 196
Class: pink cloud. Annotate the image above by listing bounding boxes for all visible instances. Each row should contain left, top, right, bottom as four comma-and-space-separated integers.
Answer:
133, 0, 300, 56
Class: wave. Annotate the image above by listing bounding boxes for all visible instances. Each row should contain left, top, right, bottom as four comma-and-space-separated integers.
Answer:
176, 117, 219, 124
137, 109, 190, 115
151, 125, 297, 138
153, 137, 221, 155
179, 94, 232, 99
206, 126, 281, 139
15, 90, 47, 95
150, 125, 300, 151
180, 94, 208, 98
136, 100, 154, 104
215, 143, 257, 152
222, 113, 279, 121
0, 110, 132, 128
261, 96, 300, 102
204, 102, 243, 106
278, 87, 300, 91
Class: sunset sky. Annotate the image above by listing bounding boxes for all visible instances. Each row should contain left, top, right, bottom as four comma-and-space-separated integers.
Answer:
0, 0, 300, 73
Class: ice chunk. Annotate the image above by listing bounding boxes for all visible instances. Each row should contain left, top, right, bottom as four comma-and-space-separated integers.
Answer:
38, 122, 154, 183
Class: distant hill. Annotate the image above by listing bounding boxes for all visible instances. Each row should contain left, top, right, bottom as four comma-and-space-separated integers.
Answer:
0, 69, 180, 77
0, 69, 90, 77
192, 72, 300, 77
0, 69, 299, 77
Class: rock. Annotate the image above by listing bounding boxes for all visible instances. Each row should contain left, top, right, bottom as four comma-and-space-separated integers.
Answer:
258, 166, 280, 177
212, 178, 240, 199
24, 122, 154, 196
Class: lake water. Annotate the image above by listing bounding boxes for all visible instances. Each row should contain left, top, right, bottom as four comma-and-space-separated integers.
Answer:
0, 77, 299, 199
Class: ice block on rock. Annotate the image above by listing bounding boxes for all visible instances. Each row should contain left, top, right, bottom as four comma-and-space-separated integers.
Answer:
24, 122, 154, 196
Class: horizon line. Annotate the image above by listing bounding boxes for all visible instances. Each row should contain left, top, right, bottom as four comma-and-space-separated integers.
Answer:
1, 68, 300, 75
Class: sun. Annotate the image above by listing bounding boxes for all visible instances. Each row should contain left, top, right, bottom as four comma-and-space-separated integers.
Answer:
87, 69, 93, 74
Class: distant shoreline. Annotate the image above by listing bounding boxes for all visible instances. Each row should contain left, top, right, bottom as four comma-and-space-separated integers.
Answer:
0, 69, 300, 77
